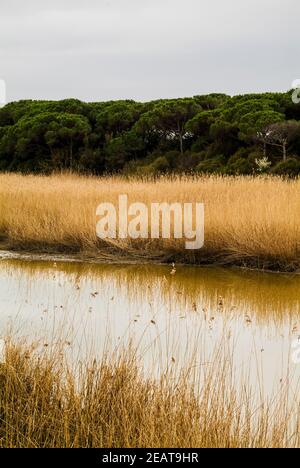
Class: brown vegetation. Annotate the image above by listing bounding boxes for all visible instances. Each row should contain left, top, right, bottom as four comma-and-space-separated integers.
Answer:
0, 173, 299, 271
0, 338, 299, 448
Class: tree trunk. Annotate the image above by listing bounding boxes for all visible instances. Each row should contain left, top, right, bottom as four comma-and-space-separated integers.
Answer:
177, 121, 184, 155
283, 141, 287, 162
70, 138, 73, 170
263, 141, 267, 158
179, 133, 183, 155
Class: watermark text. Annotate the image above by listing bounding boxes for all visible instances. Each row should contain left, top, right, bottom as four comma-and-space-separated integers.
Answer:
96, 195, 204, 250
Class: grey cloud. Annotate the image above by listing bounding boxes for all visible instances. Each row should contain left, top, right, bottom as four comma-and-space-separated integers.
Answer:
0, 0, 299, 102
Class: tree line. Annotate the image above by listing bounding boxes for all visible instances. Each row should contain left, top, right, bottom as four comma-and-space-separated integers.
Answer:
0, 91, 300, 176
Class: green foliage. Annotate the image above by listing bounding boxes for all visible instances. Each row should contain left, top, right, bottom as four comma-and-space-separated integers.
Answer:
238, 110, 284, 139
271, 158, 300, 176
0, 92, 299, 175
186, 110, 218, 137
150, 156, 170, 173
225, 158, 253, 175
137, 99, 201, 154
196, 155, 225, 174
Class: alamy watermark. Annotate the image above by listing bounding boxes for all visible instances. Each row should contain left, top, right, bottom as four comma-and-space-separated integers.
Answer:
0, 79, 6, 108
292, 79, 300, 104
96, 195, 204, 250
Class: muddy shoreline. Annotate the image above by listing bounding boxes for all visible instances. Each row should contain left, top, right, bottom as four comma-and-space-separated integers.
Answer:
1, 242, 299, 275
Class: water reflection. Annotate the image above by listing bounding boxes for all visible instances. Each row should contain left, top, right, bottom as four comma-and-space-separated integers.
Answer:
0, 257, 299, 395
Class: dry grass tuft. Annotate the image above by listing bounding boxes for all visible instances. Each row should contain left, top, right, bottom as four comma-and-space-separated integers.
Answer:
0, 339, 299, 448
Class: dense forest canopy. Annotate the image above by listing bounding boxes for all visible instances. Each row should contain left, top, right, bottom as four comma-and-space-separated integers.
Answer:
1, 91, 300, 176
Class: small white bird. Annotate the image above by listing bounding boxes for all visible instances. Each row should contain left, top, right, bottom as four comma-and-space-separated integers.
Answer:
170, 263, 176, 275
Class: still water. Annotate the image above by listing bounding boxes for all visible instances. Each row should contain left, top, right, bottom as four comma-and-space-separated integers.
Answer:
0, 253, 300, 395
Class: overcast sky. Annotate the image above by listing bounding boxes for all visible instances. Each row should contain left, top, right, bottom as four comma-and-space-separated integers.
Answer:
0, 0, 299, 103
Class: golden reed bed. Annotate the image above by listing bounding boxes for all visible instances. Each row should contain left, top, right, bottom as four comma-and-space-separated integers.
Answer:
1, 338, 299, 448
0, 173, 299, 271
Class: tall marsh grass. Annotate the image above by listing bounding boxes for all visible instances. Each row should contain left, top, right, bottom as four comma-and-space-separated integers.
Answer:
0, 337, 299, 448
0, 173, 299, 271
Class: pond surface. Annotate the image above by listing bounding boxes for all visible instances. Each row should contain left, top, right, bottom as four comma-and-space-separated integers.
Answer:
0, 253, 300, 396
